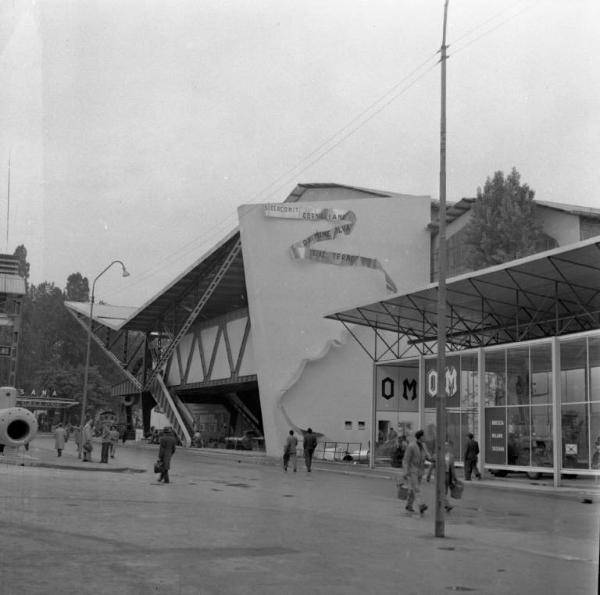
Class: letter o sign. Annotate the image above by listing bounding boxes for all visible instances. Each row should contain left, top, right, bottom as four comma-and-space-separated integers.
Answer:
427, 369, 438, 398
381, 377, 394, 400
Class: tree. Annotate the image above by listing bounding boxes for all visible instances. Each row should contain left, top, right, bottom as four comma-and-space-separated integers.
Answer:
65, 273, 89, 302
463, 168, 554, 270
13, 245, 30, 285
16, 268, 123, 418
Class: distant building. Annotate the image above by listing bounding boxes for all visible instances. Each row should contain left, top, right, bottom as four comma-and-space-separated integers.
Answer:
430, 197, 600, 280
0, 254, 26, 386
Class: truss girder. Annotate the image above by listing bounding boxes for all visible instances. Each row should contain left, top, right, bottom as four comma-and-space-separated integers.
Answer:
173, 311, 251, 388
329, 240, 600, 362
144, 238, 242, 390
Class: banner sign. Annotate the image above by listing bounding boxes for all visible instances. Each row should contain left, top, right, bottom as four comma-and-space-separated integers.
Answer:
423, 357, 460, 408
264, 204, 397, 293
376, 365, 418, 412
485, 407, 507, 465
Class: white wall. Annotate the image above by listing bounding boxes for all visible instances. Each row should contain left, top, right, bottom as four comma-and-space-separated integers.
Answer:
537, 206, 580, 246
238, 193, 431, 456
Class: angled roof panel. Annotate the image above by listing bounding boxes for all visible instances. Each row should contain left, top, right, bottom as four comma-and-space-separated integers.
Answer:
64, 301, 137, 331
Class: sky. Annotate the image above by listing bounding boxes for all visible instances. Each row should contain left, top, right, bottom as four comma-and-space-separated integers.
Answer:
0, 0, 598, 308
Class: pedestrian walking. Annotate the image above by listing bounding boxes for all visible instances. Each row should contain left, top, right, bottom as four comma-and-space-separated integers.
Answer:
464, 432, 481, 480
444, 441, 458, 512
100, 424, 111, 463
303, 428, 318, 472
283, 430, 298, 472
72, 426, 82, 457
54, 423, 66, 457
157, 427, 177, 483
402, 429, 429, 515
109, 425, 119, 458
82, 419, 94, 462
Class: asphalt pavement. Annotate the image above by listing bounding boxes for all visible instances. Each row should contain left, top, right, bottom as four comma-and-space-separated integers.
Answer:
0, 435, 598, 595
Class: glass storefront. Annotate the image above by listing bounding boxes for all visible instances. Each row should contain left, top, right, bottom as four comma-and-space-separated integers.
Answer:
484, 342, 553, 469
373, 331, 600, 476
560, 336, 600, 470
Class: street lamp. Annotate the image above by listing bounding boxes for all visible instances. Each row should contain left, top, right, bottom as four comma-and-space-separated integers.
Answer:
78, 260, 130, 459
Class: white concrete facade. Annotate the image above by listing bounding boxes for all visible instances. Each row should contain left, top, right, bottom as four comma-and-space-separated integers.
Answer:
238, 190, 431, 457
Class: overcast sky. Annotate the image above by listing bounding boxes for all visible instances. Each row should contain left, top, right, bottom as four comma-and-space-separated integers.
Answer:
0, 0, 598, 307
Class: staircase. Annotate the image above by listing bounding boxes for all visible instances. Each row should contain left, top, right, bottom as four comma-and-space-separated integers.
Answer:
226, 393, 262, 435
148, 374, 192, 447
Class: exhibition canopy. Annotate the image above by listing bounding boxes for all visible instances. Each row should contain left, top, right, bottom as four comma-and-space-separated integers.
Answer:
326, 236, 600, 354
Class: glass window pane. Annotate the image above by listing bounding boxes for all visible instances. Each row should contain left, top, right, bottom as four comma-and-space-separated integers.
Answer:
485, 350, 506, 406
562, 403, 589, 469
590, 337, 600, 402
507, 347, 530, 405
590, 401, 600, 469
507, 406, 530, 466
447, 411, 461, 459
531, 343, 552, 404
458, 410, 479, 462
423, 412, 437, 456
560, 338, 587, 403
531, 405, 553, 467
460, 353, 479, 409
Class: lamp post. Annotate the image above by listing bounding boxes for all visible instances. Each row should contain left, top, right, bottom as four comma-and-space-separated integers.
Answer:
78, 260, 130, 459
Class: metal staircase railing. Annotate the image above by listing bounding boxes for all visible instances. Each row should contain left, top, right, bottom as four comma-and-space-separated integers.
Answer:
149, 374, 192, 447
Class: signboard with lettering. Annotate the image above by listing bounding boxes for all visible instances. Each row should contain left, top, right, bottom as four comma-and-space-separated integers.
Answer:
485, 408, 507, 464
264, 204, 397, 292
376, 365, 419, 412
424, 357, 460, 408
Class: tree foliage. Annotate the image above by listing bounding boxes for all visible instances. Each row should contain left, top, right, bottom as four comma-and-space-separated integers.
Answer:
15, 254, 121, 419
65, 272, 89, 302
463, 168, 550, 270
13, 245, 30, 284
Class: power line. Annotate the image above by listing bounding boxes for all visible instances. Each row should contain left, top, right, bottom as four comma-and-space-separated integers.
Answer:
104, 3, 541, 304
450, 2, 536, 57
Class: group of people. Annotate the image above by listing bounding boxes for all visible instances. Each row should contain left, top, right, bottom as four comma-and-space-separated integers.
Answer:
52, 420, 176, 483
399, 430, 481, 516
53, 420, 124, 463
282, 428, 318, 473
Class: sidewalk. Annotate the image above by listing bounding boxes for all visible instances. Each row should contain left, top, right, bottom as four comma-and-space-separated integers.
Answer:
5, 434, 600, 500
0, 434, 148, 473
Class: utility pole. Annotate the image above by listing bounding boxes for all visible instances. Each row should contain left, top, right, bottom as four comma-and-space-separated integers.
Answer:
435, 0, 450, 539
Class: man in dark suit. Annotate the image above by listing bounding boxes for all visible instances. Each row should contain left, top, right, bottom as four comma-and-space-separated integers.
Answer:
158, 427, 177, 483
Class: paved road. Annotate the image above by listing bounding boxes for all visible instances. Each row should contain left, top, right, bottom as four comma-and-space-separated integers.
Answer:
0, 436, 597, 595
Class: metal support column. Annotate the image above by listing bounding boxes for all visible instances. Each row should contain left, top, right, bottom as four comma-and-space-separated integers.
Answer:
551, 336, 561, 488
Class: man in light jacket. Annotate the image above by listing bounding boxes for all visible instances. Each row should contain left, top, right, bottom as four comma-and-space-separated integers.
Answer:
402, 429, 429, 515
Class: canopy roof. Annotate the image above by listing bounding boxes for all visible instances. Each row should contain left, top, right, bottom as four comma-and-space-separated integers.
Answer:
65, 228, 246, 333
326, 236, 600, 353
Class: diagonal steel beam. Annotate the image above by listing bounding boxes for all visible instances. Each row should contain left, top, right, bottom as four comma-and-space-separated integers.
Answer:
144, 238, 242, 390
66, 308, 143, 390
